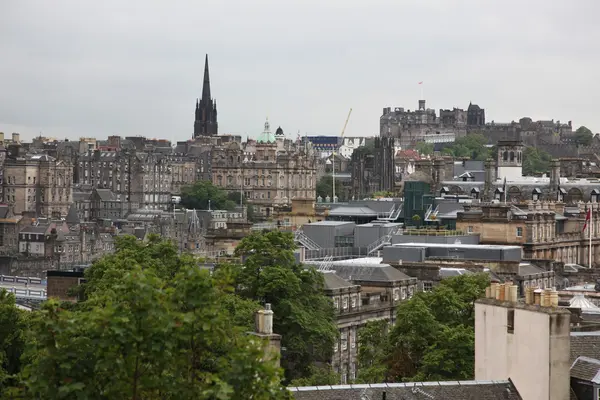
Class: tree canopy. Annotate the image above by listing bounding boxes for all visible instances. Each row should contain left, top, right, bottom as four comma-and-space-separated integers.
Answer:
415, 142, 434, 156
575, 126, 594, 146
0, 290, 29, 395
316, 176, 347, 202
442, 134, 492, 161
522, 146, 552, 176
180, 180, 237, 210
2, 235, 291, 399
231, 231, 339, 383
356, 274, 489, 383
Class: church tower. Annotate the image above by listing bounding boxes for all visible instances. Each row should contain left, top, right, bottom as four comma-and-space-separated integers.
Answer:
194, 54, 218, 137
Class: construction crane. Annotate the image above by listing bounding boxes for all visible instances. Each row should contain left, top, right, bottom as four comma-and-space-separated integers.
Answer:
332, 108, 352, 203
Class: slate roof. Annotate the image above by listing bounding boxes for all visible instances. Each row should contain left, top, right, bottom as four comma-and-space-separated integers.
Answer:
570, 332, 600, 363
289, 380, 522, 400
322, 272, 357, 290
518, 263, 545, 277
571, 356, 600, 383
327, 263, 413, 283
94, 189, 117, 202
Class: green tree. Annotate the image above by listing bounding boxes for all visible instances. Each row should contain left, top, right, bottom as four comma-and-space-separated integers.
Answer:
442, 134, 491, 161
522, 147, 552, 176
181, 180, 237, 211
357, 274, 489, 383
415, 141, 434, 156
316, 176, 345, 201
0, 290, 29, 395
575, 126, 594, 146
21, 237, 290, 399
372, 191, 394, 198
288, 365, 340, 387
232, 231, 339, 382
355, 320, 390, 383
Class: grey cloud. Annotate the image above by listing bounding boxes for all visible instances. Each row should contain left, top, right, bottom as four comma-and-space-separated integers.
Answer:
0, 0, 599, 142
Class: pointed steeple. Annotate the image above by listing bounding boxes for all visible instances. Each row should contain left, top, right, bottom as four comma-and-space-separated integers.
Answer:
201, 54, 211, 102
193, 54, 218, 138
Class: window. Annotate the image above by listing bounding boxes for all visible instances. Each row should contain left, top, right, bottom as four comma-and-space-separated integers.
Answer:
341, 336, 348, 351
408, 286, 414, 298
333, 342, 338, 353
342, 296, 348, 310
516, 227, 523, 237
467, 226, 473, 234
423, 281, 434, 292
401, 287, 407, 300
507, 309, 515, 333
393, 288, 399, 301
333, 297, 339, 310
350, 295, 357, 308
350, 329, 356, 348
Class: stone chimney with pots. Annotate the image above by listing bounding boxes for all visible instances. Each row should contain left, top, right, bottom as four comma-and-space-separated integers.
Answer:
249, 303, 282, 367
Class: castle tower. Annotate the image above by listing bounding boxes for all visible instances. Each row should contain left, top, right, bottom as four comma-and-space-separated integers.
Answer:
496, 140, 523, 181
193, 54, 218, 138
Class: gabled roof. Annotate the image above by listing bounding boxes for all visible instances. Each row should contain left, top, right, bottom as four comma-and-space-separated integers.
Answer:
327, 263, 413, 283
322, 271, 357, 290
65, 204, 80, 225
571, 332, 600, 363
94, 189, 117, 202
289, 380, 522, 400
571, 356, 600, 383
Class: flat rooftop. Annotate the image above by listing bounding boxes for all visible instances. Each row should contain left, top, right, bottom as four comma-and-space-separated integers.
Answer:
305, 220, 355, 226
391, 242, 522, 250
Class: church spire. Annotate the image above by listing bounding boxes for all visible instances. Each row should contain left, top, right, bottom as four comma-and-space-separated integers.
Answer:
201, 54, 211, 102
193, 54, 218, 138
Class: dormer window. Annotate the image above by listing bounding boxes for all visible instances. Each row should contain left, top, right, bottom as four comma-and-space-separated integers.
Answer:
532, 188, 542, 201
592, 189, 600, 203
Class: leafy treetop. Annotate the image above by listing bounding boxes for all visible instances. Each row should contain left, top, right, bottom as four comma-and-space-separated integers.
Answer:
231, 231, 339, 383
180, 180, 237, 211
356, 273, 489, 383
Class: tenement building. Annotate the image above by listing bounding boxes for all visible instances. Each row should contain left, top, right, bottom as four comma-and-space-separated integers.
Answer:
211, 119, 318, 217
3, 153, 73, 217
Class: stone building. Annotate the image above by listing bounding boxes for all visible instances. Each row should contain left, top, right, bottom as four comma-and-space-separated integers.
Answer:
350, 137, 395, 199
457, 201, 600, 267
310, 259, 418, 383
211, 120, 318, 217
78, 149, 172, 215
380, 100, 469, 148
3, 153, 73, 217
430, 140, 600, 205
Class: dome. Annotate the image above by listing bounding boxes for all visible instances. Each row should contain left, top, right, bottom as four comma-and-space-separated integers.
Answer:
275, 126, 284, 138
257, 118, 276, 143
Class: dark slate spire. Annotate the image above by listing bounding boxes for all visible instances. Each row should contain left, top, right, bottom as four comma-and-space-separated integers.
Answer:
193, 54, 218, 138
201, 54, 211, 102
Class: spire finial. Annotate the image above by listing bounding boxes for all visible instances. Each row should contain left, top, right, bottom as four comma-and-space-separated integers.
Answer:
201, 54, 211, 101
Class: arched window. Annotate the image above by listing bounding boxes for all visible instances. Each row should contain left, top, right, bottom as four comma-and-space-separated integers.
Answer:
510, 151, 515, 162
503, 151, 508, 161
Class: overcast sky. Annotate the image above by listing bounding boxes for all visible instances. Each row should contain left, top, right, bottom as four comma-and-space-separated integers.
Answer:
1, 0, 599, 143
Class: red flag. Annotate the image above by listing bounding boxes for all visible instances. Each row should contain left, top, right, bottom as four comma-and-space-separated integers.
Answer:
583, 208, 591, 232
418, 81, 423, 85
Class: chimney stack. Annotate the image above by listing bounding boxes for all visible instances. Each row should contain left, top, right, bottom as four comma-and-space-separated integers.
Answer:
249, 303, 282, 367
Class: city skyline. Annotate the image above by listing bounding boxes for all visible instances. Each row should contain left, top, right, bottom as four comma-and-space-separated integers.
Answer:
1, 0, 599, 142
